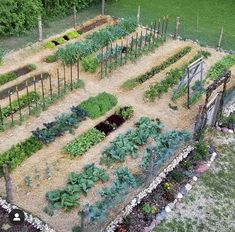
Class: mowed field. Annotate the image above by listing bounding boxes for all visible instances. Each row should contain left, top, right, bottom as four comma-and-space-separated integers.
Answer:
106, 0, 235, 50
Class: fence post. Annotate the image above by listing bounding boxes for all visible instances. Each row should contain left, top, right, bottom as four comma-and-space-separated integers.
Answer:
3, 164, 13, 203
101, 0, 105, 15
8, 91, 14, 123
187, 68, 190, 109
164, 15, 169, 40
70, 65, 73, 90
157, 18, 161, 37
73, 6, 77, 29
109, 43, 112, 73
33, 76, 38, 109
120, 40, 123, 65
41, 75, 45, 110
144, 27, 148, 46
77, 59, 80, 81
217, 26, 224, 50
57, 69, 60, 96
38, 16, 43, 42
153, 19, 157, 39
105, 45, 108, 76
63, 64, 66, 88
135, 32, 138, 58
125, 38, 128, 64
100, 48, 104, 79
16, 86, 22, 120
137, 5, 140, 25
174, 17, 180, 39
0, 105, 3, 126
26, 80, 31, 115
131, 36, 134, 51
49, 75, 52, 99
162, 16, 165, 36
115, 43, 118, 68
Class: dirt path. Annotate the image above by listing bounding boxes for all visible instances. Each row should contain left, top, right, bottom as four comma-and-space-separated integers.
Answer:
0, 39, 229, 232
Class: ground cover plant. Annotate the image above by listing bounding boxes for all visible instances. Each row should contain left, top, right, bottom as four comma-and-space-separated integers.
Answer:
56, 18, 137, 65
120, 46, 192, 91
145, 50, 211, 102
206, 55, 235, 80
0, 136, 43, 177
0, 49, 5, 64
46, 164, 109, 211
32, 106, 88, 144
79, 92, 117, 119
1, 91, 40, 118
45, 54, 58, 63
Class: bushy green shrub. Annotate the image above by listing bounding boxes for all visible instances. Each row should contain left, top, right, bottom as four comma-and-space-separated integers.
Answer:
115, 106, 134, 120
141, 203, 157, 215
27, 63, 37, 71
79, 92, 118, 119
64, 128, 105, 157
170, 170, 184, 183
81, 54, 99, 73
53, 37, 66, 45
66, 31, 80, 40
44, 41, 56, 49
0, 136, 43, 177
45, 54, 58, 63
0, 72, 17, 86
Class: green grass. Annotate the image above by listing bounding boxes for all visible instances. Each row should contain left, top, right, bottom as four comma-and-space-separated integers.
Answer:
106, 0, 235, 50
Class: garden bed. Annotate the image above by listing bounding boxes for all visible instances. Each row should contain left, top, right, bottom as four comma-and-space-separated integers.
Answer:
79, 17, 108, 33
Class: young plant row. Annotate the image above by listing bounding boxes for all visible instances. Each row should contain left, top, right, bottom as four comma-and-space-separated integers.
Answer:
144, 50, 211, 102
100, 117, 163, 167
56, 18, 137, 65
88, 167, 139, 221
0, 64, 37, 86
207, 55, 235, 80
64, 106, 134, 157
120, 46, 192, 91
1, 91, 40, 118
46, 164, 109, 211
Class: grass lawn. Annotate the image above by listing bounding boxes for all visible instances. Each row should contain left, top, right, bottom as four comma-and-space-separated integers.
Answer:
106, 0, 235, 51
153, 132, 235, 232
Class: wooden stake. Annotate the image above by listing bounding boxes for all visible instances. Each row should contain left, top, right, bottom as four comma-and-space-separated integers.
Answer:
174, 17, 180, 39
3, 164, 13, 203
40, 75, 45, 110
8, 91, 13, 123
145, 27, 148, 46
109, 43, 112, 73
135, 32, 138, 58
115, 43, 118, 68
137, 5, 140, 25
120, 40, 123, 65
105, 45, 108, 76
162, 16, 165, 36
77, 59, 80, 81
100, 48, 104, 79
16, 86, 22, 120
140, 30, 143, 49
38, 15, 43, 42
187, 68, 190, 109
164, 16, 169, 41
70, 65, 73, 90
157, 18, 161, 38
0, 105, 3, 125
153, 19, 157, 39
63, 64, 66, 88
101, 0, 105, 15
125, 38, 128, 64
49, 75, 52, 99
26, 80, 30, 115
33, 76, 38, 109
73, 6, 77, 29
57, 69, 60, 96
217, 26, 224, 49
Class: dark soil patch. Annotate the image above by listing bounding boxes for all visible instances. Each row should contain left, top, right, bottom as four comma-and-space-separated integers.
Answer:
63, 35, 70, 41
13, 66, 32, 77
95, 121, 115, 136
79, 18, 107, 33
107, 114, 125, 127
0, 207, 40, 232
51, 40, 59, 46
0, 73, 49, 100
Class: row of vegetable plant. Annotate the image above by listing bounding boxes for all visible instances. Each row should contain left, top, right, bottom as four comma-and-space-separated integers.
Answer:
120, 46, 192, 91
206, 54, 235, 80
46, 164, 109, 211
64, 106, 134, 157
1, 91, 40, 118
100, 117, 163, 167
56, 18, 137, 65
144, 50, 211, 102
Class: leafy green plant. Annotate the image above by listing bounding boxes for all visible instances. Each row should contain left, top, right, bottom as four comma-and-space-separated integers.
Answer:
163, 182, 173, 192
66, 31, 80, 40
0, 72, 17, 86
44, 41, 56, 49
207, 55, 235, 80
81, 54, 99, 73
182, 160, 192, 171
121, 46, 192, 91
170, 170, 184, 183
115, 106, 134, 120
27, 63, 37, 71
53, 37, 66, 45
0, 136, 43, 177
141, 203, 157, 215
24, 176, 32, 188
1, 91, 40, 118
45, 54, 58, 63
64, 128, 105, 157
168, 103, 178, 111
115, 167, 138, 188
79, 92, 118, 119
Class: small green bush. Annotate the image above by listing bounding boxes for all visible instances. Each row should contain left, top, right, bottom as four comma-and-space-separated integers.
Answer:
45, 55, 58, 63
0, 72, 17, 86
66, 31, 80, 40
170, 170, 184, 183
81, 54, 99, 73
54, 37, 66, 45
141, 203, 157, 215
44, 41, 56, 49
115, 106, 134, 119
27, 63, 37, 71
79, 92, 118, 119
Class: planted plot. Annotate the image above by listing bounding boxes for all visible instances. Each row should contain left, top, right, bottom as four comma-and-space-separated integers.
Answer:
0, 64, 36, 86
46, 164, 109, 211
121, 46, 192, 91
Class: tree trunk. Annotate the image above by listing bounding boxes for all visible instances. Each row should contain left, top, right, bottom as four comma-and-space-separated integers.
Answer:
101, 0, 105, 15
3, 164, 13, 203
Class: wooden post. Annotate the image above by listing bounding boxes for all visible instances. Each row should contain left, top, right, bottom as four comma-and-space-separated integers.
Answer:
49, 75, 52, 99
217, 26, 224, 50
33, 76, 38, 109
162, 16, 165, 36
153, 19, 157, 39
63, 64, 66, 88
3, 164, 13, 203
16, 86, 22, 120
26, 80, 30, 115
105, 45, 108, 76
41, 75, 45, 110
81, 205, 89, 232
174, 17, 180, 39
38, 16, 43, 42
120, 40, 123, 65
144, 27, 148, 46
101, 0, 105, 15
100, 48, 104, 79
131, 36, 134, 51
135, 32, 138, 58
125, 38, 128, 64
140, 30, 143, 49
0, 105, 3, 125
77, 59, 80, 81
137, 5, 140, 25
57, 69, 60, 96
8, 91, 13, 123
115, 43, 118, 68
164, 16, 169, 40
187, 68, 190, 109
73, 6, 77, 29
109, 43, 112, 73
70, 65, 73, 90
157, 18, 161, 38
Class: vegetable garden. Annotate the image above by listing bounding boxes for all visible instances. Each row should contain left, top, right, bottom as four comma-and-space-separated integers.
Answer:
0, 13, 234, 232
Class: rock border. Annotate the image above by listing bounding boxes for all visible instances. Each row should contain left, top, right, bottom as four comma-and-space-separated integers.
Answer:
0, 198, 56, 232
105, 145, 194, 232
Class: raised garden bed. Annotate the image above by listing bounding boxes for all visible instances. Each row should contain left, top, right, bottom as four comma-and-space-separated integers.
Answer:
0, 64, 36, 87
0, 73, 49, 100
79, 18, 107, 33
